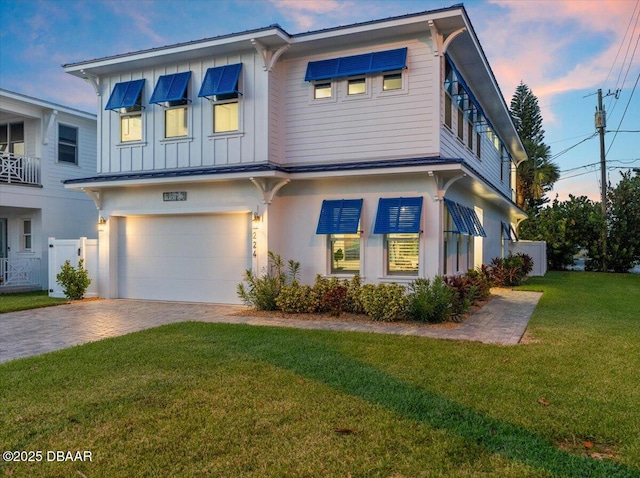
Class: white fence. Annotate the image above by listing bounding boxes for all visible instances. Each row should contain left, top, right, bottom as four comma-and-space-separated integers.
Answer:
510, 240, 547, 276
48, 237, 98, 298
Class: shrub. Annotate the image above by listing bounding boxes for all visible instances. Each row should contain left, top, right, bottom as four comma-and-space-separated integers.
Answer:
483, 253, 533, 287
464, 269, 491, 301
406, 277, 453, 323
321, 284, 348, 316
360, 283, 406, 322
444, 275, 474, 320
344, 274, 364, 314
237, 252, 300, 310
56, 259, 91, 300
276, 283, 318, 313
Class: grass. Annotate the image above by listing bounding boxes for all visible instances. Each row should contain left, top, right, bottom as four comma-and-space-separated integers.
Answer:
0, 291, 67, 313
1, 272, 639, 477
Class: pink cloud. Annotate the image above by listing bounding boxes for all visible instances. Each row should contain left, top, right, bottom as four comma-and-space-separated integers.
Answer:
482, 0, 640, 120
269, 0, 355, 31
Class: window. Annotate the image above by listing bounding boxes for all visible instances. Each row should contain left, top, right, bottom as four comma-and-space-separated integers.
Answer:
58, 125, 78, 164
121, 113, 142, 142
214, 101, 239, 133
467, 121, 474, 150
316, 199, 363, 275
105, 79, 145, 143
374, 197, 423, 277
444, 93, 452, 128
199, 64, 243, 135
330, 234, 360, 274
165, 106, 188, 138
0, 122, 25, 155
476, 132, 481, 158
149, 72, 191, 139
386, 233, 419, 275
383, 73, 402, 91
21, 219, 32, 251
347, 77, 366, 95
314, 82, 332, 99
457, 108, 464, 141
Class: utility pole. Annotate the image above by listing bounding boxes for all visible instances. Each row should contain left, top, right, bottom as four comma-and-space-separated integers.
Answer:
595, 89, 607, 271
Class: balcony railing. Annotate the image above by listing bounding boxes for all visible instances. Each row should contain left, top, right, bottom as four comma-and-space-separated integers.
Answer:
0, 258, 41, 288
0, 153, 41, 185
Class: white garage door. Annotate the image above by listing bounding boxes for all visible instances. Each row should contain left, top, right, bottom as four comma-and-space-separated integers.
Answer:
117, 214, 251, 303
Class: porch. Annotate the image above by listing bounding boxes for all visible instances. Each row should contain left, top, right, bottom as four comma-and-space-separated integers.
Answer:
0, 153, 41, 186
0, 258, 42, 292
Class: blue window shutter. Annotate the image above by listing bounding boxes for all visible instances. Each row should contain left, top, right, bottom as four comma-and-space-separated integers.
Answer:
149, 71, 191, 104
470, 209, 487, 237
501, 221, 510, 239
371, 47, 407, 71
305, 58, 339, 81
374, 197, 423, 234
305, 47, 408, 81
105, 79, 145, 110
198, 63, 242, 99
460, 206, 478, 236
316, 199, 363, 234
336, 53, 372, 77
444, 198, 469, 234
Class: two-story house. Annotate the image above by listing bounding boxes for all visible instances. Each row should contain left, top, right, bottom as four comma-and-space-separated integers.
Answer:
62, 5, 526, 304
0, 89, 97, 291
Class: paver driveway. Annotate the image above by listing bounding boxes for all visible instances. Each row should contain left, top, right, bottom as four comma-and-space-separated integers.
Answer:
0, 289, 542, 363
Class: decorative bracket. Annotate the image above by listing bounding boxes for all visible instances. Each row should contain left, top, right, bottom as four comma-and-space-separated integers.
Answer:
251, 39, 291, 72
81, 188, 102, 209
42, 109, 57, 145
80, 70, 100, 96
250, 177, 290, 204
442, 27, 467, 55
428, 20, 442, 57
432, 172, 466, 200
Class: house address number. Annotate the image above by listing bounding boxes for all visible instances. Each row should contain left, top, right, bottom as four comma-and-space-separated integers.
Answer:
163, 191, 187, 201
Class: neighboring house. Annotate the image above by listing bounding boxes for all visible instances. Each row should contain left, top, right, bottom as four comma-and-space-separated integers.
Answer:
62, 5, 526, 304
0, 89, 97, 291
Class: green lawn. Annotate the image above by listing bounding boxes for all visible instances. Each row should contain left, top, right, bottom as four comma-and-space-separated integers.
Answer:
1, 272, 639, 477
0, 291, 67, 313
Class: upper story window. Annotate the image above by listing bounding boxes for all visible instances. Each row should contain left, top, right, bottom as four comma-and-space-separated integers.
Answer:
347, 77, 366, 95
0, 122, 25, 155
105, 79, 145, 143
305, 47, 407, 101
149, 72, 192, 139
58, 124, 78, 164
198, 64, 243, 134
383, 72, 402, 91
314, 82, 332, 99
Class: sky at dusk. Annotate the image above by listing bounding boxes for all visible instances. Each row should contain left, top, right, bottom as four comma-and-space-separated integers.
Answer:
1, 0, 638, 203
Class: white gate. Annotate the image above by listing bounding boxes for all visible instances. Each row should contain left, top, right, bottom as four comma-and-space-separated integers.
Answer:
48, 237, 98, 298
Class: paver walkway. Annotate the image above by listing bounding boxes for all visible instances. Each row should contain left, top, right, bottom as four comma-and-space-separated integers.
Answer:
0, 289, 542, 363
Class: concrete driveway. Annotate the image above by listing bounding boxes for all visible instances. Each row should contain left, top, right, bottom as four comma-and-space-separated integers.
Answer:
0, 289, 542, 363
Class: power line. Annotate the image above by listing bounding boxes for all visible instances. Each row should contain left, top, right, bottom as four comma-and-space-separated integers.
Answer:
607, 72, 640, 155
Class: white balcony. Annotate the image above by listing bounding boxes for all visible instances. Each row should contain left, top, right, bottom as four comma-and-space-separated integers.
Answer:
0, 153, 41, 186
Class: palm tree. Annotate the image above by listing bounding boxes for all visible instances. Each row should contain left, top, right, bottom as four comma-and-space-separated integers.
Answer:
510, 83, 560, 212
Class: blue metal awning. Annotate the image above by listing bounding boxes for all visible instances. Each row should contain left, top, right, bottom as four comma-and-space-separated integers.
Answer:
373, 196, 423, 234
502, 222, 518, 241
198, 63, 242, 100
444, 198, 486, 237
316, 199, 363, 234
305, 48, 407, 82
149, 71, 191, 104
105, 79, 145, 111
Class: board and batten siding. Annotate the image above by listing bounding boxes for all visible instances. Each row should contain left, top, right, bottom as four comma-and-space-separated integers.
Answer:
99, 51, 269, 174
281, 39, 438, 165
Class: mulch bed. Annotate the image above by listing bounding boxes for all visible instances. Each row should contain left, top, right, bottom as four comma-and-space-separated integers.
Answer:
230, 295, 496, 330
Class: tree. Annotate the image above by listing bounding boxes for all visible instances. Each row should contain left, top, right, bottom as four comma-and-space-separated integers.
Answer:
519, 195, 602, 270
510, 82, 560, 212
589, 171, 640, 272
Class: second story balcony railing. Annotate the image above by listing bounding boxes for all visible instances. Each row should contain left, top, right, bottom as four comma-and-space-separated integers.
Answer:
0, 153, 41, 186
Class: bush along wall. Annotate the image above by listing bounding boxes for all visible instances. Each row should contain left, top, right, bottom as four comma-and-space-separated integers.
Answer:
237, 252, 532, 323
